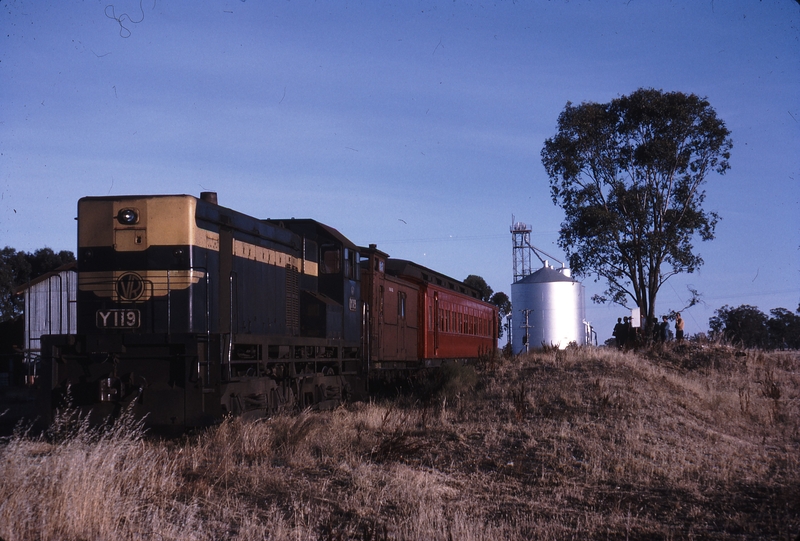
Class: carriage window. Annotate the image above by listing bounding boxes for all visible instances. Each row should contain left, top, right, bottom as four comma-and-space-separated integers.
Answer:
398, 291, 406, 319
320, 245, 340, 274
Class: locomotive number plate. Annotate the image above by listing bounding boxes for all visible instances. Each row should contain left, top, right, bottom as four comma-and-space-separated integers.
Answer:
96, 309, 141, 328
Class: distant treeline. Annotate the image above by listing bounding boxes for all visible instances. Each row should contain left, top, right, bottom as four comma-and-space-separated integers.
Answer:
0, 247, 76, 322
710, 304, 800, 349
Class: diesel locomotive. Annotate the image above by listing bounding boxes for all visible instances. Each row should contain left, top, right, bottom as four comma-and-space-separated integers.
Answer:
38, 193, 498, 428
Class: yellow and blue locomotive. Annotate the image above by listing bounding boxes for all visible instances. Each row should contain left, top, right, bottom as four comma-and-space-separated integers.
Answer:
41, 193, 363, 427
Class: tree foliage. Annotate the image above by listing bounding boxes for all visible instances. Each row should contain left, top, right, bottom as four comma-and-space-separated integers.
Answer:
464, 275, 493, 302
767, 308, 800, 349
709, 304, 800, 349
0, 247, 76, 322
541, 88, 732, 328
489, 291, 511, 317
489, 291, 511, 340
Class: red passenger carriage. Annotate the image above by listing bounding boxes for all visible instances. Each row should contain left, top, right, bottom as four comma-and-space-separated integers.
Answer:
360, 245, 498, 374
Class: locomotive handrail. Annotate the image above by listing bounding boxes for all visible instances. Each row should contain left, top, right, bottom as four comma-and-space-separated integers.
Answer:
362, 301, 370, 392
226, 271, 238, 381
204, 268, 210, 334
204, 267, 211, 386
166, 270, 171, 336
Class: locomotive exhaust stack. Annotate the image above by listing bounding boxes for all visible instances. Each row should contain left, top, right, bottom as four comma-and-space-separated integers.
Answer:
200, 192, 218, 205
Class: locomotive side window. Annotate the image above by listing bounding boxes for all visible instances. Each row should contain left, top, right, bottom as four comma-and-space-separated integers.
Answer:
344, 248, 352, 278
343, 248, 360, 280
320, 245, 340, 274
304, 240, 318, 263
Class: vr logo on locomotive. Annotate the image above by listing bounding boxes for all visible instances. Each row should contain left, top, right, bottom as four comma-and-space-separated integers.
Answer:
115, 272, 145, 301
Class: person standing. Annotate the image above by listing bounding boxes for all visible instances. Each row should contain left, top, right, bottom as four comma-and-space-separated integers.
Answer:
621, 316, 631, 349
659, 316, 669, 342
675, 313, 685, 342
613, 317, 625, 349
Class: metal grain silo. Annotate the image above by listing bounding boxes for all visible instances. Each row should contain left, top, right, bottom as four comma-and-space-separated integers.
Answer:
511, 264, 586, 352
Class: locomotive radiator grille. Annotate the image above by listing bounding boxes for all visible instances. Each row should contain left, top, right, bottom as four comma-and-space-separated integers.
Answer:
79, 270, 206, 302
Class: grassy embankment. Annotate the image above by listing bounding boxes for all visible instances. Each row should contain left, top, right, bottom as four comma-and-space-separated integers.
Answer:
1, 342, 798, 540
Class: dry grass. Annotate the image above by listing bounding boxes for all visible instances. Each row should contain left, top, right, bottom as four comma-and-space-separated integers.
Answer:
1, 344, 798, 540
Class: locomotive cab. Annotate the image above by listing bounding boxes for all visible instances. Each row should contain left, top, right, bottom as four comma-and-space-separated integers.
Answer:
263, 219, 362, 361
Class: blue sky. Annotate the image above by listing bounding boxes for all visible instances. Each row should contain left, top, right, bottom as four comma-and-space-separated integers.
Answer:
2, 0, 799, 341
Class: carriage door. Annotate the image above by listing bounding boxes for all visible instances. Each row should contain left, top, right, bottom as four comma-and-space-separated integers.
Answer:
397, 290, 407, 359
433, 291, 439, 355
377, 285, 384, 357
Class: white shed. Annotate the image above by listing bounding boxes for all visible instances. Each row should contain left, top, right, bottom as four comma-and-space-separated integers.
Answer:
16, 262, 78, 366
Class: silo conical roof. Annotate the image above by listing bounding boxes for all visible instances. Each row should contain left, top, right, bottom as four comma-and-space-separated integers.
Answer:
516, 266, 576, 284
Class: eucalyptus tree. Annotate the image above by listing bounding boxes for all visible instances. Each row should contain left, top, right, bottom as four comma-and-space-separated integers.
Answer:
464, 275, 493, 303
541, 88, 732, 331
489, 291, 511, 339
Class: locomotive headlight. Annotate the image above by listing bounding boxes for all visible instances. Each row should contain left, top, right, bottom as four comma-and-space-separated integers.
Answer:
117, 208, 139, 225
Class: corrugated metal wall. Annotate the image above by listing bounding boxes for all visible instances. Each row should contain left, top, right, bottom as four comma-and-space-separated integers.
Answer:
23, 269, 77, 360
